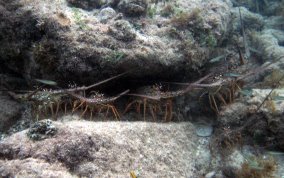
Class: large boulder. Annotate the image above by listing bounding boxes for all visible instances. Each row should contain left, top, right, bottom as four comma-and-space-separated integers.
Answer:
0, 0, 233, 86
0, 119, 200, 177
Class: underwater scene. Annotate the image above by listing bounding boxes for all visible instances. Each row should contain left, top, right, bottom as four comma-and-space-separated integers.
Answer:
0, 0, 284, 177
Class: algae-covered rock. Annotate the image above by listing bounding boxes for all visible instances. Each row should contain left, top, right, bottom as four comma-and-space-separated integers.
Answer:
232, 0, 280, 16
98, 7, 117, 23
67, 0, 107, 10
0, 0, 234, 86
231, 7, 264, 31
218, 102, 248, 127
108, 20, 136, 41
250, 29, 284, 68
27, 119, 57, 141
0, 92, 23, 132
118, 0, 148, 17
265, 16, 284, 31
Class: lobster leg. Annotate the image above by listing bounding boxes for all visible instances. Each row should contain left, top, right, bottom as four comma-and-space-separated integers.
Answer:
143, 98, 147, 121
149, 105, 156, 122
110, 105, 120, 121
123, 100, 138, 114
49, 103, 54, 118
167, 99, 173, 122
81, 105, 89, 118
55, 101, 61, 119
216, 93, 227, 105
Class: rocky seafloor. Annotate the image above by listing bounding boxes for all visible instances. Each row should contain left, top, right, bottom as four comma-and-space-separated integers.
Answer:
0, 0, 284, 177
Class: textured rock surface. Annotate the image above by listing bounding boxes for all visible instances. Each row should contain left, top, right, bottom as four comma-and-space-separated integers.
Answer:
1, 0, 284, 177
0, 158, 74, 178
231, 7, 264, 31
0, 92, 23, 132
0, 0, 233, 85
118, 0, 148, 17
251, 29, 284, 69
67, 0, 107, 10
98, 7, 117, 23
0, 118, 200, 177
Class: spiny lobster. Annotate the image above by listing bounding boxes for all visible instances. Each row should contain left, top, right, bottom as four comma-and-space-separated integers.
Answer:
7, 72, 129, 120
68, 89, 129, 120
123, 74, 212, 121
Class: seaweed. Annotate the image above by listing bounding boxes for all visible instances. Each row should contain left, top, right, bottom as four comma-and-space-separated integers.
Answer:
147, 4, 157, 18
72, 8, 89, 30
256, 71, 284, 113
236, 156, 277, 178
264, 69, 284, 88
160, 4, 175, 17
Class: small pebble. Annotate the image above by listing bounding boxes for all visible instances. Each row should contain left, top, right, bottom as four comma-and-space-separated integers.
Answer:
205, 171, 216, 178
195, 124, 213, 137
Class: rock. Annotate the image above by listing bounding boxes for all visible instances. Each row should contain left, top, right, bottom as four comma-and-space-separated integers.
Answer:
107, 0, 121, 8
98, 7, 116, 23
265, 114, 284, 151
225, 150, 245, 169
118, 0, 148, 17
27, 120, 58, 141
194, 137, 212, 174
195, 123, 213, 137
67, 0, 107, 10
262, 1, 284, 16
250, 29, 284, 69
276, 129, 284, 150
265, 16, 284, 31
0, 93, 23, 132
0, 0, 234, 84
0, 119, 201, 177
205, 171, 216, 178
0, 0, 42, 80
170, 0, 232, 44
231, 0, 281, 16
0, 158, 74, 178
247, 89, 284, 114
108, 19, 136, 41
218, 102, 248, 127
231, 7, 264, 31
